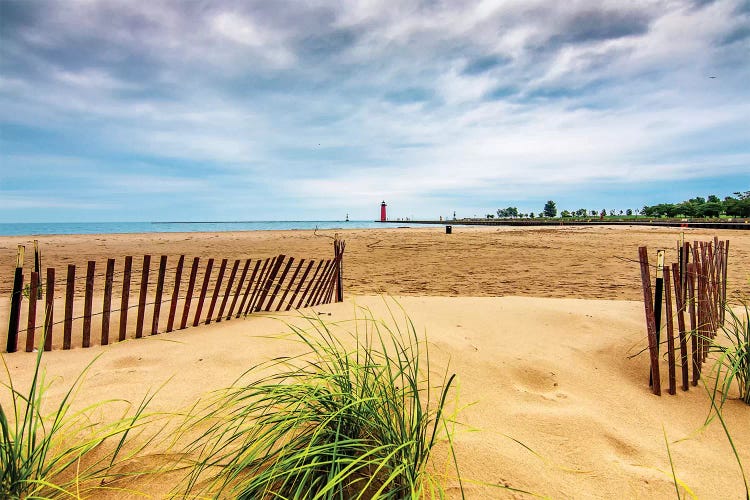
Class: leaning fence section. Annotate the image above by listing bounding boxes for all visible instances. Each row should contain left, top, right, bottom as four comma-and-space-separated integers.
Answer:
5, 238, 345, 353
638, 236, 729, 396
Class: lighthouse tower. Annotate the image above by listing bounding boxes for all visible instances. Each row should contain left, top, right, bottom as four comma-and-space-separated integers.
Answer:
380, 201, 387, 222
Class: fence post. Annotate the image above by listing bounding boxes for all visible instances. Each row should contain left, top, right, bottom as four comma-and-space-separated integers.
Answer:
135, 255, 151, 339
6, 245, 25, 353
151, 255, 167, 335
167, 255, 185, 332
638, 246, 661, 396
119, 256, 132, 342
671, 263, 689, 391
26, 271, 38, 352
663, 266, 676, 395
63, 264, 75, 350
102, 258, 115, 345
335, 238, 345, 302
181, 257, 199, 329
82, 261, 95, 348
44, 268, 54, 351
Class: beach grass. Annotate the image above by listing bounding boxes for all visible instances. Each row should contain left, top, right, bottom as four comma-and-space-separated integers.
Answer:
175, 303, 463, 499
707, 303, 750, 408
0, 338, 161, 498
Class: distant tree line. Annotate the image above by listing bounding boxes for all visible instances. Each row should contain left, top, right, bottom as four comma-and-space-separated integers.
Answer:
488, 191, 749, 220
641, 192, 750, 218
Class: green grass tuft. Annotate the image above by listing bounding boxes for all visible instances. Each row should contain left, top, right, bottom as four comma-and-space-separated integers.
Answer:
1, 340, 161, 498
177, 303, 463, 499
707, 303, 750, 407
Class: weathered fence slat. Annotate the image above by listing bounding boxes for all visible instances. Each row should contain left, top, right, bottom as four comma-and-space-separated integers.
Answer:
297, 260, 324, 310
307, 260, 332, 308
255, 255, 285, 312
238, 260, 261, 318
82, 261, 96, 348
217, 259, 240, 322
151, 255, 168, 335
671, 262, 689, 391
246, 258, 273, 315
102, 258, 115, 345
167, 255, 185, 333
119, 256, 132, 342
6, 245, 24, 353
686, 262, 698, 386
638, 247, 661, 396
227, 259, 250, 320
44, 268, 54, 351
287, 260, 314, 312
194, 258, 214, 326
206, 259, 227, 325
181, 257, 199, 330
663, 266, 676, 395
63, 264, 76, 350
266, 257, 294, 312
277, 259, 304, 312
26, 271, 38, 352
135, 255, 151, 339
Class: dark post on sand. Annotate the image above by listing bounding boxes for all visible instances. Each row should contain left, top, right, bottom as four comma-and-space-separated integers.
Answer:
7, 245, 25, 353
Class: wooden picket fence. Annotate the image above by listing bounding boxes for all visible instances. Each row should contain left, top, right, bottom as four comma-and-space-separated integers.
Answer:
638, 237, 729, 396
5, 238, 346, 353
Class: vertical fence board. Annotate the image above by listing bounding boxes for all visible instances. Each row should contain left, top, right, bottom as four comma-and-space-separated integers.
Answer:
181, 257, 199, 330
638, 247, 661, 396
687, 262, 699, 386
135, 255, 151, 339
228, 259, 251, 319
63, 264, 75, 350
287, 261, 314, 311
265, 257, 294, 312
246, 258, 273, 315
44, 268, 54, 351
82, 261, 96, 348
277, 259, 304, 312
238, 260, 261, 318
297, 261, 324, 310
307, 260, 332, 308
194, 259, 214, 326
151, 255, 168, 335
721, 240, 729, 325
25, 271, 38, 352
671, 263, 689, 391
6, 246, 24, 353
663, 266, 676, 395
101, 258, 115, 345
217, 259, 239, 322
311, 259, 335, 307
206, 259, 227, 325
167, 255, 185, 333
255, 255, 285, 312
119, 256, 133, 342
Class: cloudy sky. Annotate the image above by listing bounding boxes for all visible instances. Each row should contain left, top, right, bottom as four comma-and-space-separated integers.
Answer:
1, 0, 748, 222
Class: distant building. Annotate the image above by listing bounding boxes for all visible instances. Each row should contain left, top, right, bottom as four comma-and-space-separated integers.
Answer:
380, 201, 387, 222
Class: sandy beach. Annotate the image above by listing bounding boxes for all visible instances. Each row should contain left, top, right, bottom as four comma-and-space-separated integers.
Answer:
2, 225, 749, 498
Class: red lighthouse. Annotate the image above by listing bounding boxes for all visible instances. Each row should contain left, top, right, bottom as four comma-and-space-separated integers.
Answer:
380, 201, 387, 222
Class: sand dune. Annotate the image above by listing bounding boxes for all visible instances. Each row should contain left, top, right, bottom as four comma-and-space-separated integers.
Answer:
2, 296, 748, 498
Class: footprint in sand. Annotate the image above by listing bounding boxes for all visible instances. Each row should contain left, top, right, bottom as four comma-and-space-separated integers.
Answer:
512, 365, 568, 401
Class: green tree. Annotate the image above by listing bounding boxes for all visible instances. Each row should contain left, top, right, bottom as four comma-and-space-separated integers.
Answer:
561, 210, 571, 217
543, 200, 557, 218
626, 208, 633, 216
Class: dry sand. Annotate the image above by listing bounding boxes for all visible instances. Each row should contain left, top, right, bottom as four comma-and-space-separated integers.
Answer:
2, 225, 750, 498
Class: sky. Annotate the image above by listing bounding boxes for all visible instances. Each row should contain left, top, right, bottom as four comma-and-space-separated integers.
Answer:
1, 0, 749, 222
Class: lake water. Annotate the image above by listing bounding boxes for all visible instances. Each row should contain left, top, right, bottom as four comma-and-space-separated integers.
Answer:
0, 221, 416, 237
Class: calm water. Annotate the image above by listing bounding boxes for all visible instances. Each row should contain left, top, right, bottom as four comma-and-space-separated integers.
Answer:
0, 221, 418, 237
